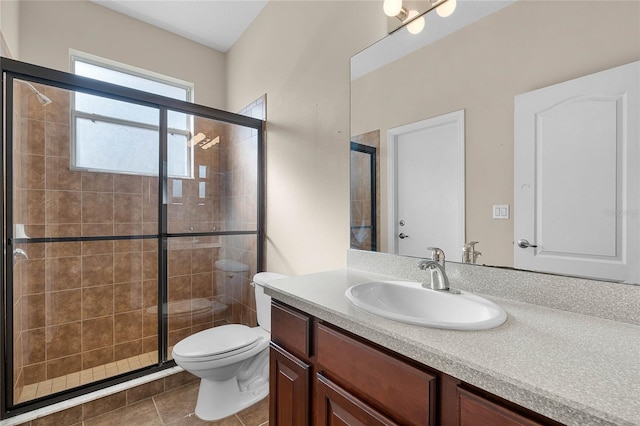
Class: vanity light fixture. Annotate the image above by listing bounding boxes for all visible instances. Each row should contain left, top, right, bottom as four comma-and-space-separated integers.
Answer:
200, 135, 220, 150
383, 0, 407, 19
436, 0, 457, 18
383, 0, 455, 35
188, 132, 207, 147
187, 132, 220, 149
406, 9, 425, 34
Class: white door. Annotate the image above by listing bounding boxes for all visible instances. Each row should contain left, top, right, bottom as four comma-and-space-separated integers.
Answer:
388, 110, 465, 259
514, 61, 639, 283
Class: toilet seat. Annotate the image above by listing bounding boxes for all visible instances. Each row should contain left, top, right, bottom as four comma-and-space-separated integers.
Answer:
173, 324, 260, 362
170, 270, 286, 421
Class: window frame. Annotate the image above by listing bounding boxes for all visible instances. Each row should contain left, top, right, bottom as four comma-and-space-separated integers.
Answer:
70, 51, 195, 178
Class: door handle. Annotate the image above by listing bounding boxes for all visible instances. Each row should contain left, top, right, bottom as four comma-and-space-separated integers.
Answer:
517, 239, 537, 248
398, 233, 409, 239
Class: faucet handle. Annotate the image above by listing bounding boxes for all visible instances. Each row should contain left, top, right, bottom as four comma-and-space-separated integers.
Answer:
462, 241, 482, 264
463, 241, 479, 251
426, 247, 445, 261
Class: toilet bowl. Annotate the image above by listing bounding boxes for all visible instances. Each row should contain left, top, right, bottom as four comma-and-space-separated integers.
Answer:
172, 271, 287, 421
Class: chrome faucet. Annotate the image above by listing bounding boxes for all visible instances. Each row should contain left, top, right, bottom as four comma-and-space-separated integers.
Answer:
426, 247, 446, 265
418, 247, 451, 291
418, 259, 450, 291
462, 241, 482, 264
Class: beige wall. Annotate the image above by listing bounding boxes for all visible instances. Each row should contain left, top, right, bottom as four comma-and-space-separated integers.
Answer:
11, 0, 639, 273
227, 1, 385, 275
16, 0, 226, 109
12, 0, 386, 276
352, 0, 640, 267
0, 0, 20, 58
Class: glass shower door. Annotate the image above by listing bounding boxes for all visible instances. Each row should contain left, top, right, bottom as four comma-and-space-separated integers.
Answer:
8, 79, 160, 404
164, 111, 261, 358
2, 59, 264, 417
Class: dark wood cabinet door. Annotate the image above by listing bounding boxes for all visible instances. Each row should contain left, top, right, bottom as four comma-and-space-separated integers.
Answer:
269, 344, 310, 426
316, 323, 436, 425
458, 388, 546, 426
316, 374, 401, 426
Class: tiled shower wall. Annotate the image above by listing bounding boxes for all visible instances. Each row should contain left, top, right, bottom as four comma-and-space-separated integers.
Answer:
11, 81, 264, 404
12, 81, 163, 402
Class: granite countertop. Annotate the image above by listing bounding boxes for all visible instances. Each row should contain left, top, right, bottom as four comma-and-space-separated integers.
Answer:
265, 269, 640, 426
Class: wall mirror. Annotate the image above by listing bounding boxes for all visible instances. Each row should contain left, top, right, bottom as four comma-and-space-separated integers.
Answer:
350, 0, 640, 284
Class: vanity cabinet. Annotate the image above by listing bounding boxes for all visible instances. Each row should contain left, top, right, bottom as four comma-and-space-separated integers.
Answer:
269, 302, 313, 425
316, 374, 401, 425
270, 300, 563, 426
270, 344, 310, 425
458, 387, 546, 426
316, 323, 436, 425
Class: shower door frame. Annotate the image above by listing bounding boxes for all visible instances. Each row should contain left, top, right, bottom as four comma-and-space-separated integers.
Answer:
0, 57, 265, 419
350, 142, 377, 252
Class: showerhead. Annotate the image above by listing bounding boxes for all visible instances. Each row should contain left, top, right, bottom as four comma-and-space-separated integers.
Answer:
34, 91, 53, 106
23, 81, 53, 106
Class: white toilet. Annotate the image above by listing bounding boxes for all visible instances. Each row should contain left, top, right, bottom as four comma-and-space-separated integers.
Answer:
172, 272, 287, 421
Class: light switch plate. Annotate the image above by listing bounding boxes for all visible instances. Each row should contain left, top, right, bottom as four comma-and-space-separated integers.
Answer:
493, 204, 509, 219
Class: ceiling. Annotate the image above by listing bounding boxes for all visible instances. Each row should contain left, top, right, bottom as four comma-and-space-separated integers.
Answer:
91, 0, 269, 52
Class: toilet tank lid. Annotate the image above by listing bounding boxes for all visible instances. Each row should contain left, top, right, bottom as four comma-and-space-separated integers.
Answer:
215, 259, 249, 272
253, 272, 288, 286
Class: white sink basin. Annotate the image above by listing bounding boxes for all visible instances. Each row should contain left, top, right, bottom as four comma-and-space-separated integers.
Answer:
345, 280, 507, 331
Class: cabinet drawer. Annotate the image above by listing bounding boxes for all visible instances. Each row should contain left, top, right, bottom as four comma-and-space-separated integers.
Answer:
316, 374, 401, 426
316, 323, 436, 425
270, 301, 312, 359
458, 388, 545, 426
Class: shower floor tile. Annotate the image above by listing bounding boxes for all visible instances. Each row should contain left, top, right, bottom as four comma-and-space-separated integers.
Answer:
17, 351, 159, 404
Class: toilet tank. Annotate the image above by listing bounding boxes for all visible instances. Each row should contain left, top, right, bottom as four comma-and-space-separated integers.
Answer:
215, 259, 250, 293
253, 272, 288, 332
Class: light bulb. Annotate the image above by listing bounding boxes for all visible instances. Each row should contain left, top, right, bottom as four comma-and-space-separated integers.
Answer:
383, 0, 403, 17
436, 0, 456, 18
405, 10, 425, 35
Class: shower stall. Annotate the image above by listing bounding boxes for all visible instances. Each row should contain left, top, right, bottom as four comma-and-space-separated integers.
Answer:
0, 58, 264, 418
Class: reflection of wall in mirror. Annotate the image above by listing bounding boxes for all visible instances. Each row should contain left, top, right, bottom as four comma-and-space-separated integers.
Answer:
351, 0, 640, 267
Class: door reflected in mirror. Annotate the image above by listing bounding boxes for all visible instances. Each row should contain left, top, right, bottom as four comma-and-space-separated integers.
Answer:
387, 110, 465, 259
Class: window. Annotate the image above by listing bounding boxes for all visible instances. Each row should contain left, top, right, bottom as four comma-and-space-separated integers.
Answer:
71, 52, 195, 177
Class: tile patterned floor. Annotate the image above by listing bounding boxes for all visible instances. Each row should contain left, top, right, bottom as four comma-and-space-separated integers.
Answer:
18, 352, 159, 403
84, 382, 268, 426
